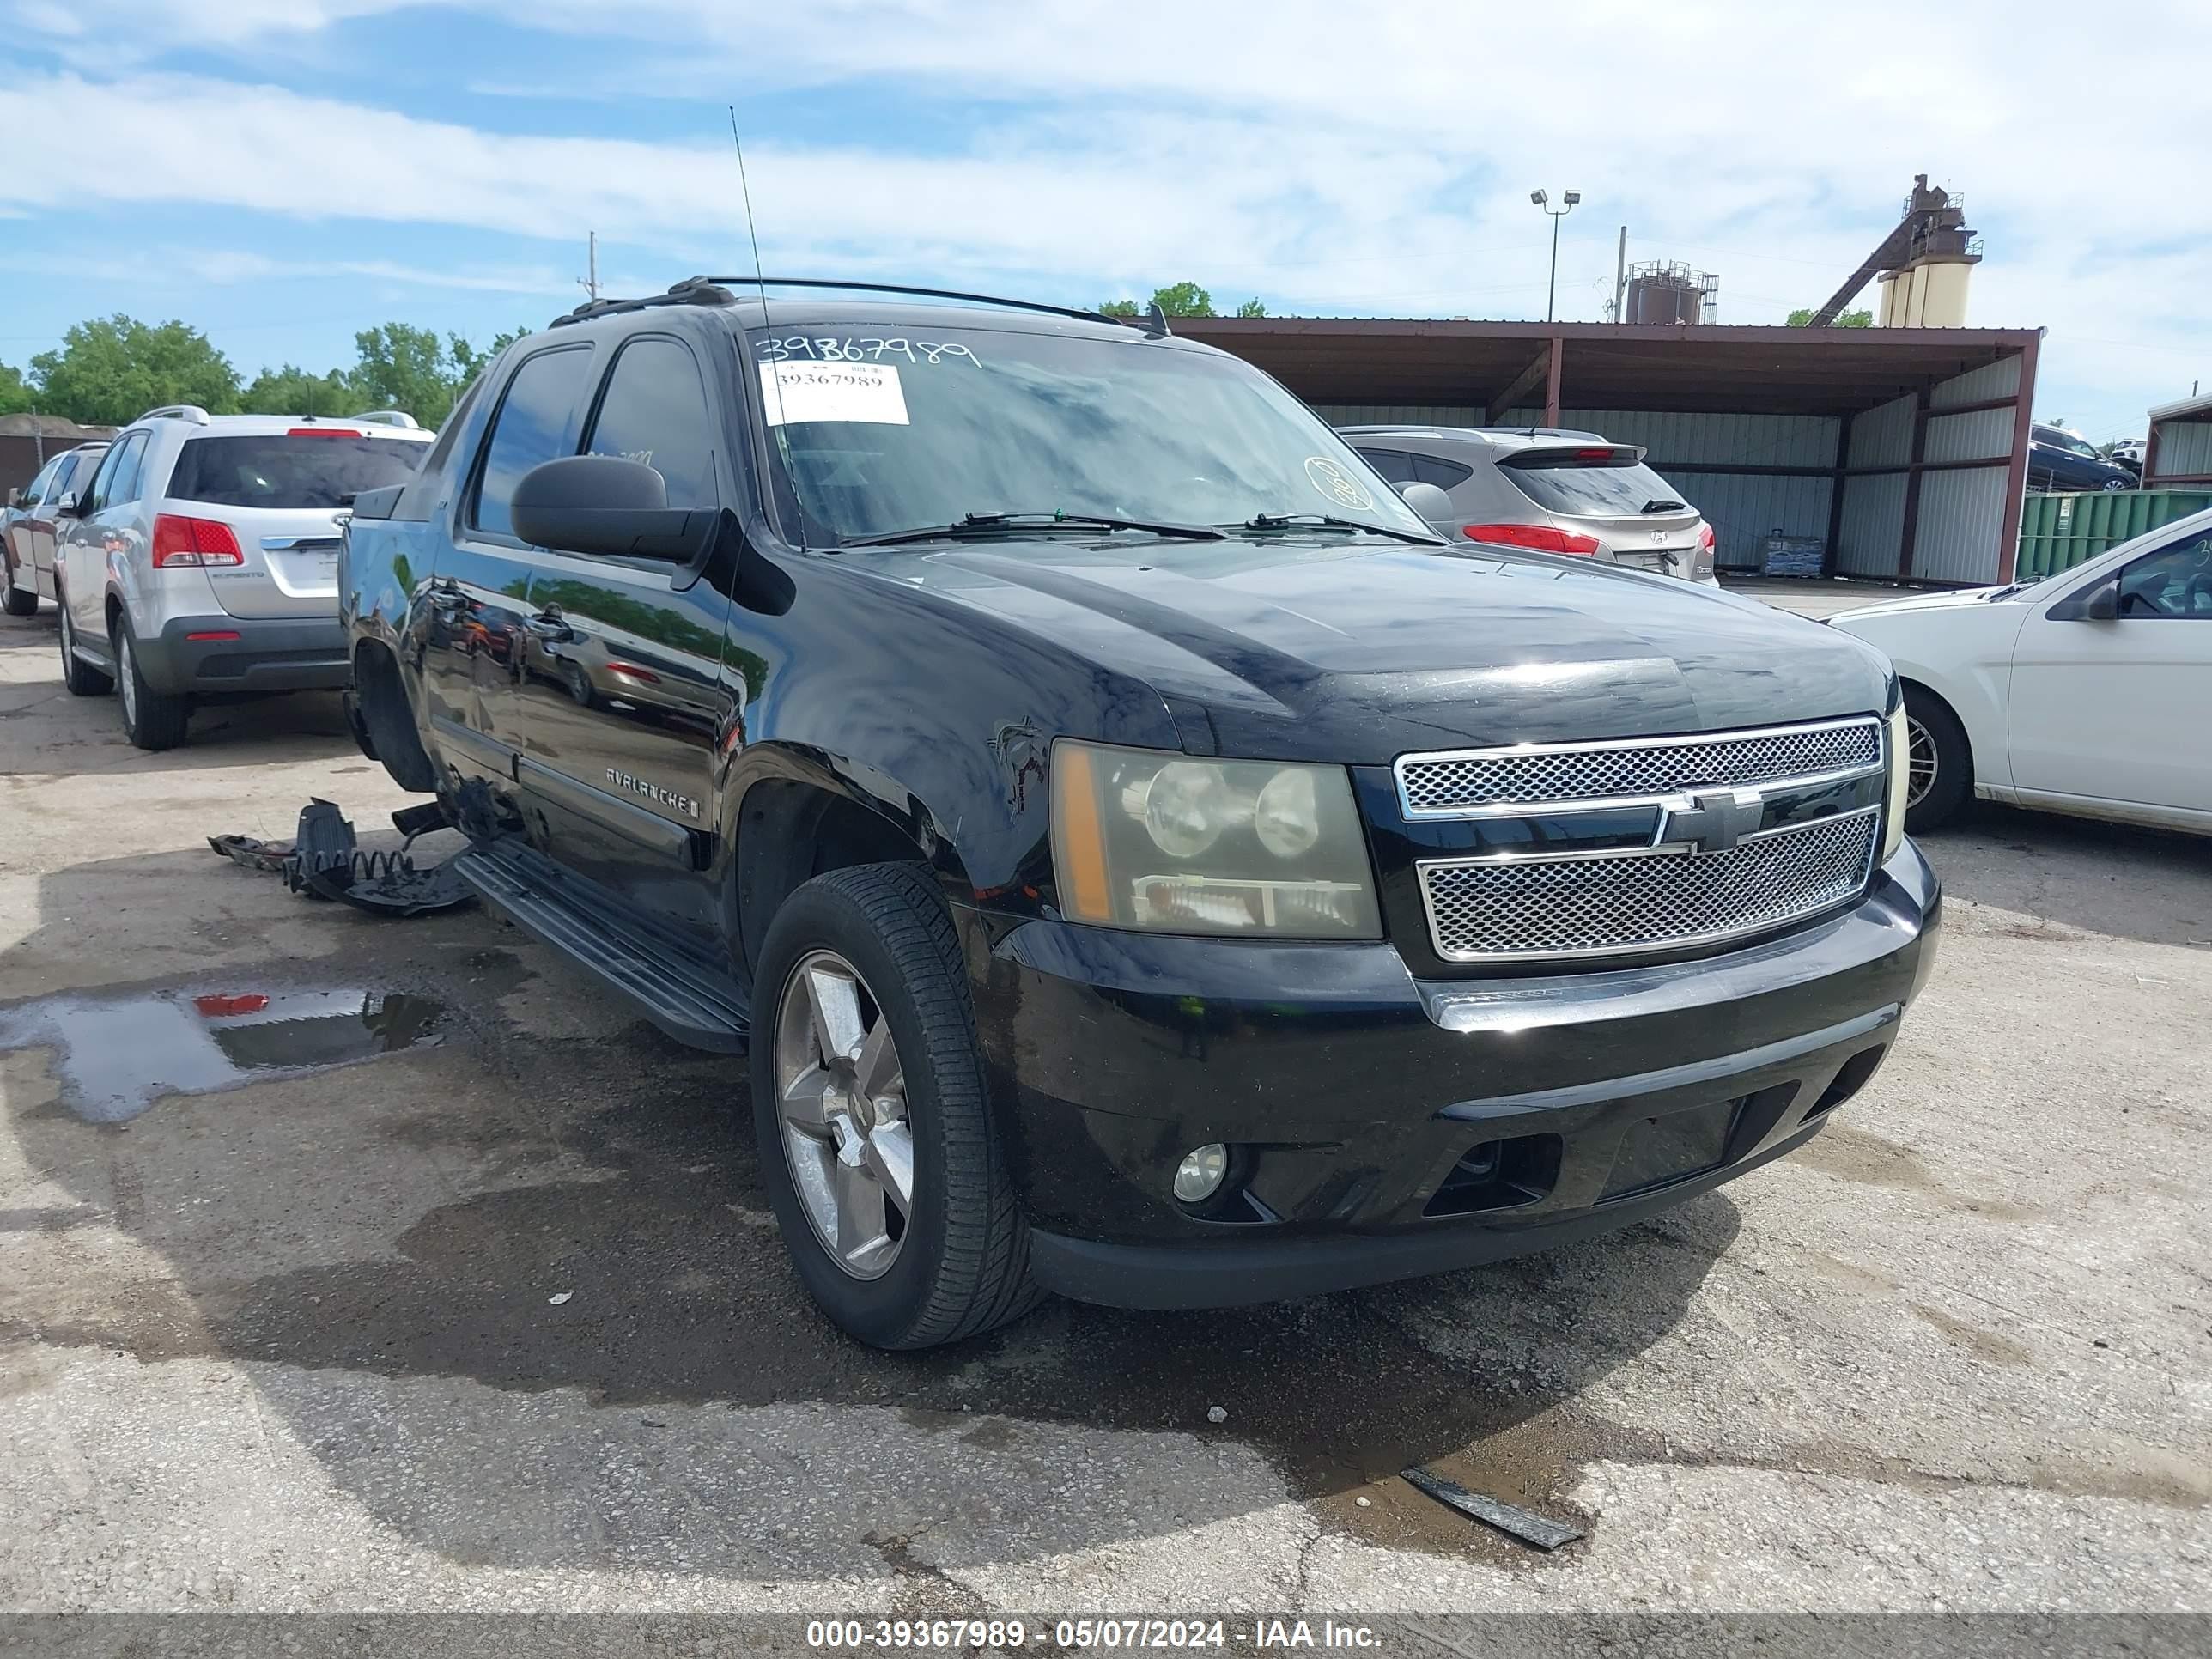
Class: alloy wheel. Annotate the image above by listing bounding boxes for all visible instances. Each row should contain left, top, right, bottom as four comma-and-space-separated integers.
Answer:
773, 949, 913, 1280
1905, 714, 1938, 809
118, 632, 138, 726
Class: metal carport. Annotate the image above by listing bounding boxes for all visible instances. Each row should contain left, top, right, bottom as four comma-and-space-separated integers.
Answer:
1173, 318, 2045, 586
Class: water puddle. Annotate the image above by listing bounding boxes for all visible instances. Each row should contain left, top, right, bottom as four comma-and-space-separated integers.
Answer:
0, 986, 445, 1123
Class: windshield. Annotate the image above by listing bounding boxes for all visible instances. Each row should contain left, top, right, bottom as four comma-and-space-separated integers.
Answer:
168, 434, 429, 510
744, 324, 1435, 546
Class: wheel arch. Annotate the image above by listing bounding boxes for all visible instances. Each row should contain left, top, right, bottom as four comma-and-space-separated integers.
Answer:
726, 751, 981, 979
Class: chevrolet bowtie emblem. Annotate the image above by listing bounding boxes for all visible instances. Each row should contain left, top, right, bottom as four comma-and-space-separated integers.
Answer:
1656, 787, 1765, 856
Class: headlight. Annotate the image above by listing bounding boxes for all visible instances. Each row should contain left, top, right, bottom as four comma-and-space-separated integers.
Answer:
1051, 741, 1382, 939
1882, 703, 1911, 861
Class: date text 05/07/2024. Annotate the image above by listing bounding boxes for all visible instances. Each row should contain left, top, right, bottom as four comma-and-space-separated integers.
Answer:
804, 1618, 1385, 1650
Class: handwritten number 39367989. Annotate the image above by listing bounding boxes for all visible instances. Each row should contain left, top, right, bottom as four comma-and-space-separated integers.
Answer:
754, 337, 982, 367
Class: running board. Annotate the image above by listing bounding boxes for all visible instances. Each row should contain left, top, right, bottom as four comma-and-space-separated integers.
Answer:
454, 838, 750, 1053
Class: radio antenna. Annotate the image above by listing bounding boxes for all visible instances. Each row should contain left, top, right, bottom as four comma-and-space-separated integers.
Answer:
729, 105, 805, 550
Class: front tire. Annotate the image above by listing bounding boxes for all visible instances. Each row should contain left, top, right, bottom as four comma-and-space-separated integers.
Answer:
1902, 685, 1972, 834
750, 862, 1038, 1350
111, 616, 191, 750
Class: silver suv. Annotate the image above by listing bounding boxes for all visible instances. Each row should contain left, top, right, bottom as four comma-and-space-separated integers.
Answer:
52, 406, 433, 749
1340, 424, 1717, 584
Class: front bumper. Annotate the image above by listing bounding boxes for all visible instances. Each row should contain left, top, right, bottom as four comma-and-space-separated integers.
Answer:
131, 614, 349, 696
965, 840, 1940, 1309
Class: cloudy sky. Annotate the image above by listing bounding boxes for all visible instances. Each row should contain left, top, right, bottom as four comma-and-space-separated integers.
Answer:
3, 0, 2207, 441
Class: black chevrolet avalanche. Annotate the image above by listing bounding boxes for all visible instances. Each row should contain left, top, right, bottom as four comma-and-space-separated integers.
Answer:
339, 279, 1941, 1350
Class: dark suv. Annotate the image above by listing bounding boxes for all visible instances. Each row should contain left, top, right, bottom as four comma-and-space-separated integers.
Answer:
341, 278, 1940, 1350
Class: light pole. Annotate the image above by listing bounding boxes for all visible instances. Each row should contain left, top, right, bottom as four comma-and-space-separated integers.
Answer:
1530, 189, 1581, 323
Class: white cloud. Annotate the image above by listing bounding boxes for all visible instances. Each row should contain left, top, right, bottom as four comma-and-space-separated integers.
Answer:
3, 0, 2209, 430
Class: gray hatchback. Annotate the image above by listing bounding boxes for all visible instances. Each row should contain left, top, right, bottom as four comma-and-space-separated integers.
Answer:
1340, 424, 1717, 584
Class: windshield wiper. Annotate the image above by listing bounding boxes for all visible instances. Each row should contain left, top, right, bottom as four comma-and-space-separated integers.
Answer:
1641, 498, 1686, 514
1232, 513, 1441, 546
842, 510, 1224, 549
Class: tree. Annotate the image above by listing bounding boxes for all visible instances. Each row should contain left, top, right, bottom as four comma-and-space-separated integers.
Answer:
0, 361, 31, 416
241, 364, 355, 417
345, 323, 461, 428
28, 316, 240, 426
1149, 282, 1214, 318
1235, 297, 1269, 318
1095, 282, 1220, 319
450, 327, 529, 384
1788, 307, 1873, 328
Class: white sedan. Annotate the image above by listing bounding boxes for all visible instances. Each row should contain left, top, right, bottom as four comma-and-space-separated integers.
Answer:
1829, 508, 2212, 837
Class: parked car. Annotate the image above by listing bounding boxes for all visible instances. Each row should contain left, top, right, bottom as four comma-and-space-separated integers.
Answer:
2027, 423, 2135, 493
2109, 437, 2147, 478
1829, 508, 2211, 836
3, 441, 110, 616
52, 407, 433, 749
342, 277, 1936, 1351
1338, 424, 1718, 583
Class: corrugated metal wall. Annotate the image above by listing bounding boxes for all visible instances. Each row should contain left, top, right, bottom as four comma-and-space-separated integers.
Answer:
1838, 471, 1908, 576
1834, 361, 2023, 583
1315, 404, 1482, 428
2150, 418, 2212, 481
1929, 355, 2021, 410
1493, 408, 1838, 468
2016, 489, 2212, 579
1848, 394, 1916, 469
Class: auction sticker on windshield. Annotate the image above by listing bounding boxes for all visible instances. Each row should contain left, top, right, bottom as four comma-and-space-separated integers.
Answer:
1304, 455, 1373, 511
760, 361, 911, 427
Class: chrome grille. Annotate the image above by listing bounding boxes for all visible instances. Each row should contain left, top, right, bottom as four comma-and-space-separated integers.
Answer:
1397, 718, 1882, 816
1419, 810, 1880, 963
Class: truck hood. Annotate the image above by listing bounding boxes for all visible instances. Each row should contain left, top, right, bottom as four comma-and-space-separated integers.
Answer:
850, 538, 1892, 763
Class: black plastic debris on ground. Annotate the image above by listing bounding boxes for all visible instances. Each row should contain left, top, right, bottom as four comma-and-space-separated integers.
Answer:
208, 799, 477, 918
1401, 1465, 1585, 1551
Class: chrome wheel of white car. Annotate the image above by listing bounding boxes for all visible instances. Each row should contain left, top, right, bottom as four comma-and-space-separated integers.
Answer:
773, 947, 914, 1281
1905, 713, 1938, 809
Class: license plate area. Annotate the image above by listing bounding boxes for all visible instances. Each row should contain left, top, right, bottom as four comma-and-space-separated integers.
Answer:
1601, 1096, 1741, 1200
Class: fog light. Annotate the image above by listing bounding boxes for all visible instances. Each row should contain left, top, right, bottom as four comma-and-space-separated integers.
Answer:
1174, 1143, 1230, 1203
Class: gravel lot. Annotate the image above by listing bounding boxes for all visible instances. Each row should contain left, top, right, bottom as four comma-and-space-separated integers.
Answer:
2, 592, 2208, 1618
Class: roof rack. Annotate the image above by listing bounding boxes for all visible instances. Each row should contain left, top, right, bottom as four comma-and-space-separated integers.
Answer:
347, 410, 422, 429
137, 404, 212, 426
548, 276, 742, 328
550, 276, 1165, 336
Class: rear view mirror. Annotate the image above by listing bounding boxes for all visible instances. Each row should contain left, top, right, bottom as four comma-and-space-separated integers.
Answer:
1394, 480, 1454, 523
511, 455, 714, 563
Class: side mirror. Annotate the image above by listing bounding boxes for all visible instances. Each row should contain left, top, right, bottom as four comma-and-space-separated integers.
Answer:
511, 455, 713, 563
2050, 574, 2119, 621
53, 491, 80, 518
1393, 480, 1455, 524
5, 487, 19, 509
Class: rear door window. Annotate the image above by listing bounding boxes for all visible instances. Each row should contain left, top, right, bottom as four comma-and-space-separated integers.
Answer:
1501, 455, 1686, 518
1356, 447, 1417, 484
471, 346, 596, 539
1412, 453, 1474, 489
168, 434, 428, 509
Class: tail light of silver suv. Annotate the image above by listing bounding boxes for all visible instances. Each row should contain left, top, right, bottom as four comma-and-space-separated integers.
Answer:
150, 514, 244, 568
